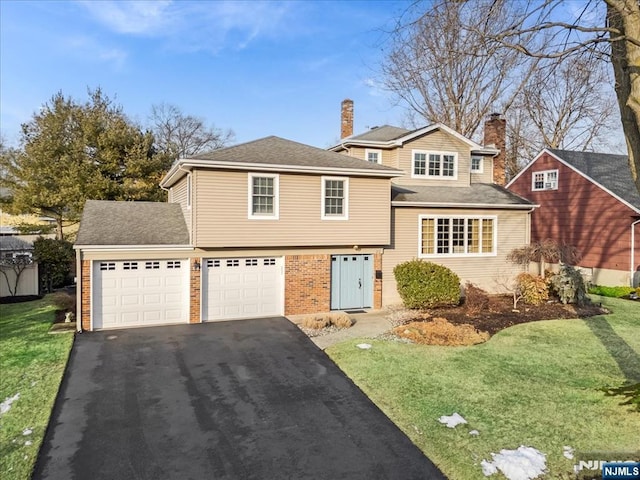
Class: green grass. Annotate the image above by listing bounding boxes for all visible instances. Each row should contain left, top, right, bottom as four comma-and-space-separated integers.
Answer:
0, 297, 74, 480
327, 296, 640, 479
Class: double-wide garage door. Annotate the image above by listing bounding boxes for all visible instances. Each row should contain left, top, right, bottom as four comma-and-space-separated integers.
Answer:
202, 257, 283, 321
93, 260, 189, 329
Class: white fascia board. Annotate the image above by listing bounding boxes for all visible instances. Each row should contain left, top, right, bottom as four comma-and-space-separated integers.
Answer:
391, 201, 538, 210
74, 245, 195, 252
505, 149, 549, 188
162, 159, 403, 183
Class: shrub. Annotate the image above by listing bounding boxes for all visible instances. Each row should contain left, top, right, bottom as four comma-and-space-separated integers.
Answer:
464, 282, 489, 316
33, 238, 74, 293
393, 260, 460, 309
50, 291, 76, 313
393, 317, 489, 346
588, 285, 634, 298
516, 273, 549, 305
550, 264, 588, 305
300, 313, 353, 330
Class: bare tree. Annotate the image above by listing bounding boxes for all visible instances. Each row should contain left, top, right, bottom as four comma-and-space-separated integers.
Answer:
149, 103, 234, 159
380, 0, 620, 179
469, 0, 640, 192
381, 0, 537, 138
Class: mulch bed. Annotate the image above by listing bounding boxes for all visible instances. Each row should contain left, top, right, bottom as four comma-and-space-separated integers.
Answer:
0, 295, 42, 304
423, 295, 609, 335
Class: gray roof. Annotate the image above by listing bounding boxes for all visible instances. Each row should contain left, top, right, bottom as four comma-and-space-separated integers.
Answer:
0, 236, 33, 251
190, 136, 400, 173
347, 125, 412, 142
392, 183, 535, 207
549, 149, 640, 209
75, 200, 190, 246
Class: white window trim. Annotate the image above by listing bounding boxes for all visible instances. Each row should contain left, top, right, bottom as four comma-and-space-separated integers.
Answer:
248, 173, 279, 220
321, 176, 349, 220
531, 169, 559, 191
417, 214, 498, 258
471, 156, 484, 174
411, 149, 458, 180
365, 148, 382, 164
186, 173, 192, 208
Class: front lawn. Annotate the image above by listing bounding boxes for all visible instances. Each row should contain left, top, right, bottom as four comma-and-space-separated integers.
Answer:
327, 296, 640, 479
0, 297, 74, 480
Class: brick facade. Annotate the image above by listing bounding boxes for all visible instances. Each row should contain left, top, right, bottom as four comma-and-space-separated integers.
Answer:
373, 252, 382, 310
81, 260, 91, 331
190, 258, 201, 323
285, 254, 332, 315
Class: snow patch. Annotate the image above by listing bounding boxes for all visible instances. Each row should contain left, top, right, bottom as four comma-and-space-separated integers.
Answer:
25, 440, 32, 446
22, 428, 32, 436
470, 429, 480, 436
438, 412, 467, 428
481, 446, 546, 480
356, 343, 372, 349
0, 393, 20, 415
563, 446, 574, 459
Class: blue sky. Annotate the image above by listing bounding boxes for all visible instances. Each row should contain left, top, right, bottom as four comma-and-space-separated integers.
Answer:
1, 0, 411, 149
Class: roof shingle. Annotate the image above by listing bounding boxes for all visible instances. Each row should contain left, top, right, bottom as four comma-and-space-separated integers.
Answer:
346, 125, 412, 142
190, 136, 401, 172
392, 183, 535, 207
75, 200, 190, 246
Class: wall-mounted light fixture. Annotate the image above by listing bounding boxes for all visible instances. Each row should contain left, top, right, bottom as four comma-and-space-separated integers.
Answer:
193, 260, 201, 271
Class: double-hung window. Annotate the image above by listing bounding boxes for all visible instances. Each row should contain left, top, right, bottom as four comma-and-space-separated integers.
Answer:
420, 215, 496, 256
248, 173, 279, 219
321, 176, 349, 220
365, 149, 382, 164
471, 156, 483, 173
413, 150, 457, 179
532, 169, 558, 191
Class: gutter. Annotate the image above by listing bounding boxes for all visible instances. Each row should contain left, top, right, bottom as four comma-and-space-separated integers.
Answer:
631, 218, 640, 287
160, 160, 403, 188
391, 201, 539, 210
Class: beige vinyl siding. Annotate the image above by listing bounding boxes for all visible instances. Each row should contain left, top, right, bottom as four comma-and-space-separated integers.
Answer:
470, 155, 494, 184
382, 206, 531, 305
346, 147, 399, 169
393, 130, 471, 187
194, 170, 391, 247
171, 176, 192, 238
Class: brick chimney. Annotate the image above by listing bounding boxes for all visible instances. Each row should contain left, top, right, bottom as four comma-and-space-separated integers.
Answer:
484, 113, 506, 185
341, 99, 354, 139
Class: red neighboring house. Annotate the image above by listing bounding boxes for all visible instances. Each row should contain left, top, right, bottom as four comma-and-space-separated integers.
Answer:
508, 148, 640, 287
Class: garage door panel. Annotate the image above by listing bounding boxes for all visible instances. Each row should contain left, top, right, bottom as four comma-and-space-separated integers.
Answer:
93, 259, 189, 329
203, 257, 283, 321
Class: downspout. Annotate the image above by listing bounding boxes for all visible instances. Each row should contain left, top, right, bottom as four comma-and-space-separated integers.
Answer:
631, 218, 640, 287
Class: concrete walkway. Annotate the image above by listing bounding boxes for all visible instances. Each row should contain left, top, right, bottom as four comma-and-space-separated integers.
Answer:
307, 311, 393, 349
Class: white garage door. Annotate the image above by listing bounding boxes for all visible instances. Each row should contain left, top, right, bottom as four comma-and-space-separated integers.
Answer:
93, 259, 189, 329
202, 257, 283, 321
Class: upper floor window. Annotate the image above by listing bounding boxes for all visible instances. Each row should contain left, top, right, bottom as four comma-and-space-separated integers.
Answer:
471, 156, 483, 173
321, 176, 349, 220
419, 215, 496, 257
365, 149, 382, 164
248, 173, 279, 219
532, 169, 558, 191
412, 150, 457, 179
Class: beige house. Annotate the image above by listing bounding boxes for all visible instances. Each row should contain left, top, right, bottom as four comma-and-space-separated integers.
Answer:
74, 106, 535, 331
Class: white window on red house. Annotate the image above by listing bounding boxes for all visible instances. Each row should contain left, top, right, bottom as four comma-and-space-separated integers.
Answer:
532, 169, 558, 191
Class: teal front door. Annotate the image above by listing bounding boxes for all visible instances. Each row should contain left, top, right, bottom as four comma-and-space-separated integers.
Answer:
330, 255, 373, 310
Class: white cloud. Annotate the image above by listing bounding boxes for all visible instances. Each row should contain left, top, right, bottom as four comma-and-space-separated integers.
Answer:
77, 0, 298, 53
61, 35, 128, 70
363, 77, 384, 97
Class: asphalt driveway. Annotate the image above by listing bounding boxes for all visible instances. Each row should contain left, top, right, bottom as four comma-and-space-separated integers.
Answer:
33, 317, 445, 480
